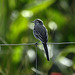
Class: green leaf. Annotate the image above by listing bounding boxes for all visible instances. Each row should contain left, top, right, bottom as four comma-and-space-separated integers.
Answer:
58, 46, 75, 57
7, 15, 28, 43
30, 0, 56, 14
12, 46, 23, 63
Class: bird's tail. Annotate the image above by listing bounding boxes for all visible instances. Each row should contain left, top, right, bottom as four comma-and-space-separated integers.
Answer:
42, 43, 49, 61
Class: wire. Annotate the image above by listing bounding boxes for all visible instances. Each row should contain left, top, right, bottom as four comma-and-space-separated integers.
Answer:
0, 43, 36, 46
48, 42, 75, 44
0, 42, 75, 46
35, 43, 38, 75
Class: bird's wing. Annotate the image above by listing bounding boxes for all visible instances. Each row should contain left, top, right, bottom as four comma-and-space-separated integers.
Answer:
34, 25, 48, 43
34, 29, 44, 42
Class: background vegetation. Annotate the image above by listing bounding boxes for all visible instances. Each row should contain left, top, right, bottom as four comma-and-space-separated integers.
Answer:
0, 0, 75, 75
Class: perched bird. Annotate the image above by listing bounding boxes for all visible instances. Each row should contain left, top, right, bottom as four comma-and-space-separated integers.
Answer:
32, 19, 49, 61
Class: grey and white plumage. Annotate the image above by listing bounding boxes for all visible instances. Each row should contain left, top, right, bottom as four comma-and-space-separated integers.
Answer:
32, 19, 49, 61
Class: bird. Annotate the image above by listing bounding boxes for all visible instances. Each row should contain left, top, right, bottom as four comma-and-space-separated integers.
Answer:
32, 19, 49, 61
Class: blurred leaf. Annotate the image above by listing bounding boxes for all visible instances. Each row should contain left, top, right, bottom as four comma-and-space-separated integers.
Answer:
58, 46, 75, 57
0, 0, 7, 37
48, 8, 67, 29
8, 0, 16, 9
30, 0, 56, 14
7, 15, 28, 43
12, 46, 23, 63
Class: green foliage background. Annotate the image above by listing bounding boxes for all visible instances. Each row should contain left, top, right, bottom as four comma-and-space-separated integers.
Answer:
0, 0, 75, 75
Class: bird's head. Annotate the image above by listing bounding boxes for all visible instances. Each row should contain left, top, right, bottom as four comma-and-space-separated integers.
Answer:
32, 19, 43, 25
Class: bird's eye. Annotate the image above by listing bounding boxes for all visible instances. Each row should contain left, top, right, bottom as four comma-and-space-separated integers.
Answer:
39, 21, 41, 23
36, 20, 42, 24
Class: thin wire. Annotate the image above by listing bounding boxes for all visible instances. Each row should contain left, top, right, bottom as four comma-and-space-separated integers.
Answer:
0, 43, 36, 46
35, 43, 38, 75
48, 42, 75, 45
0, 42, 75, 46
